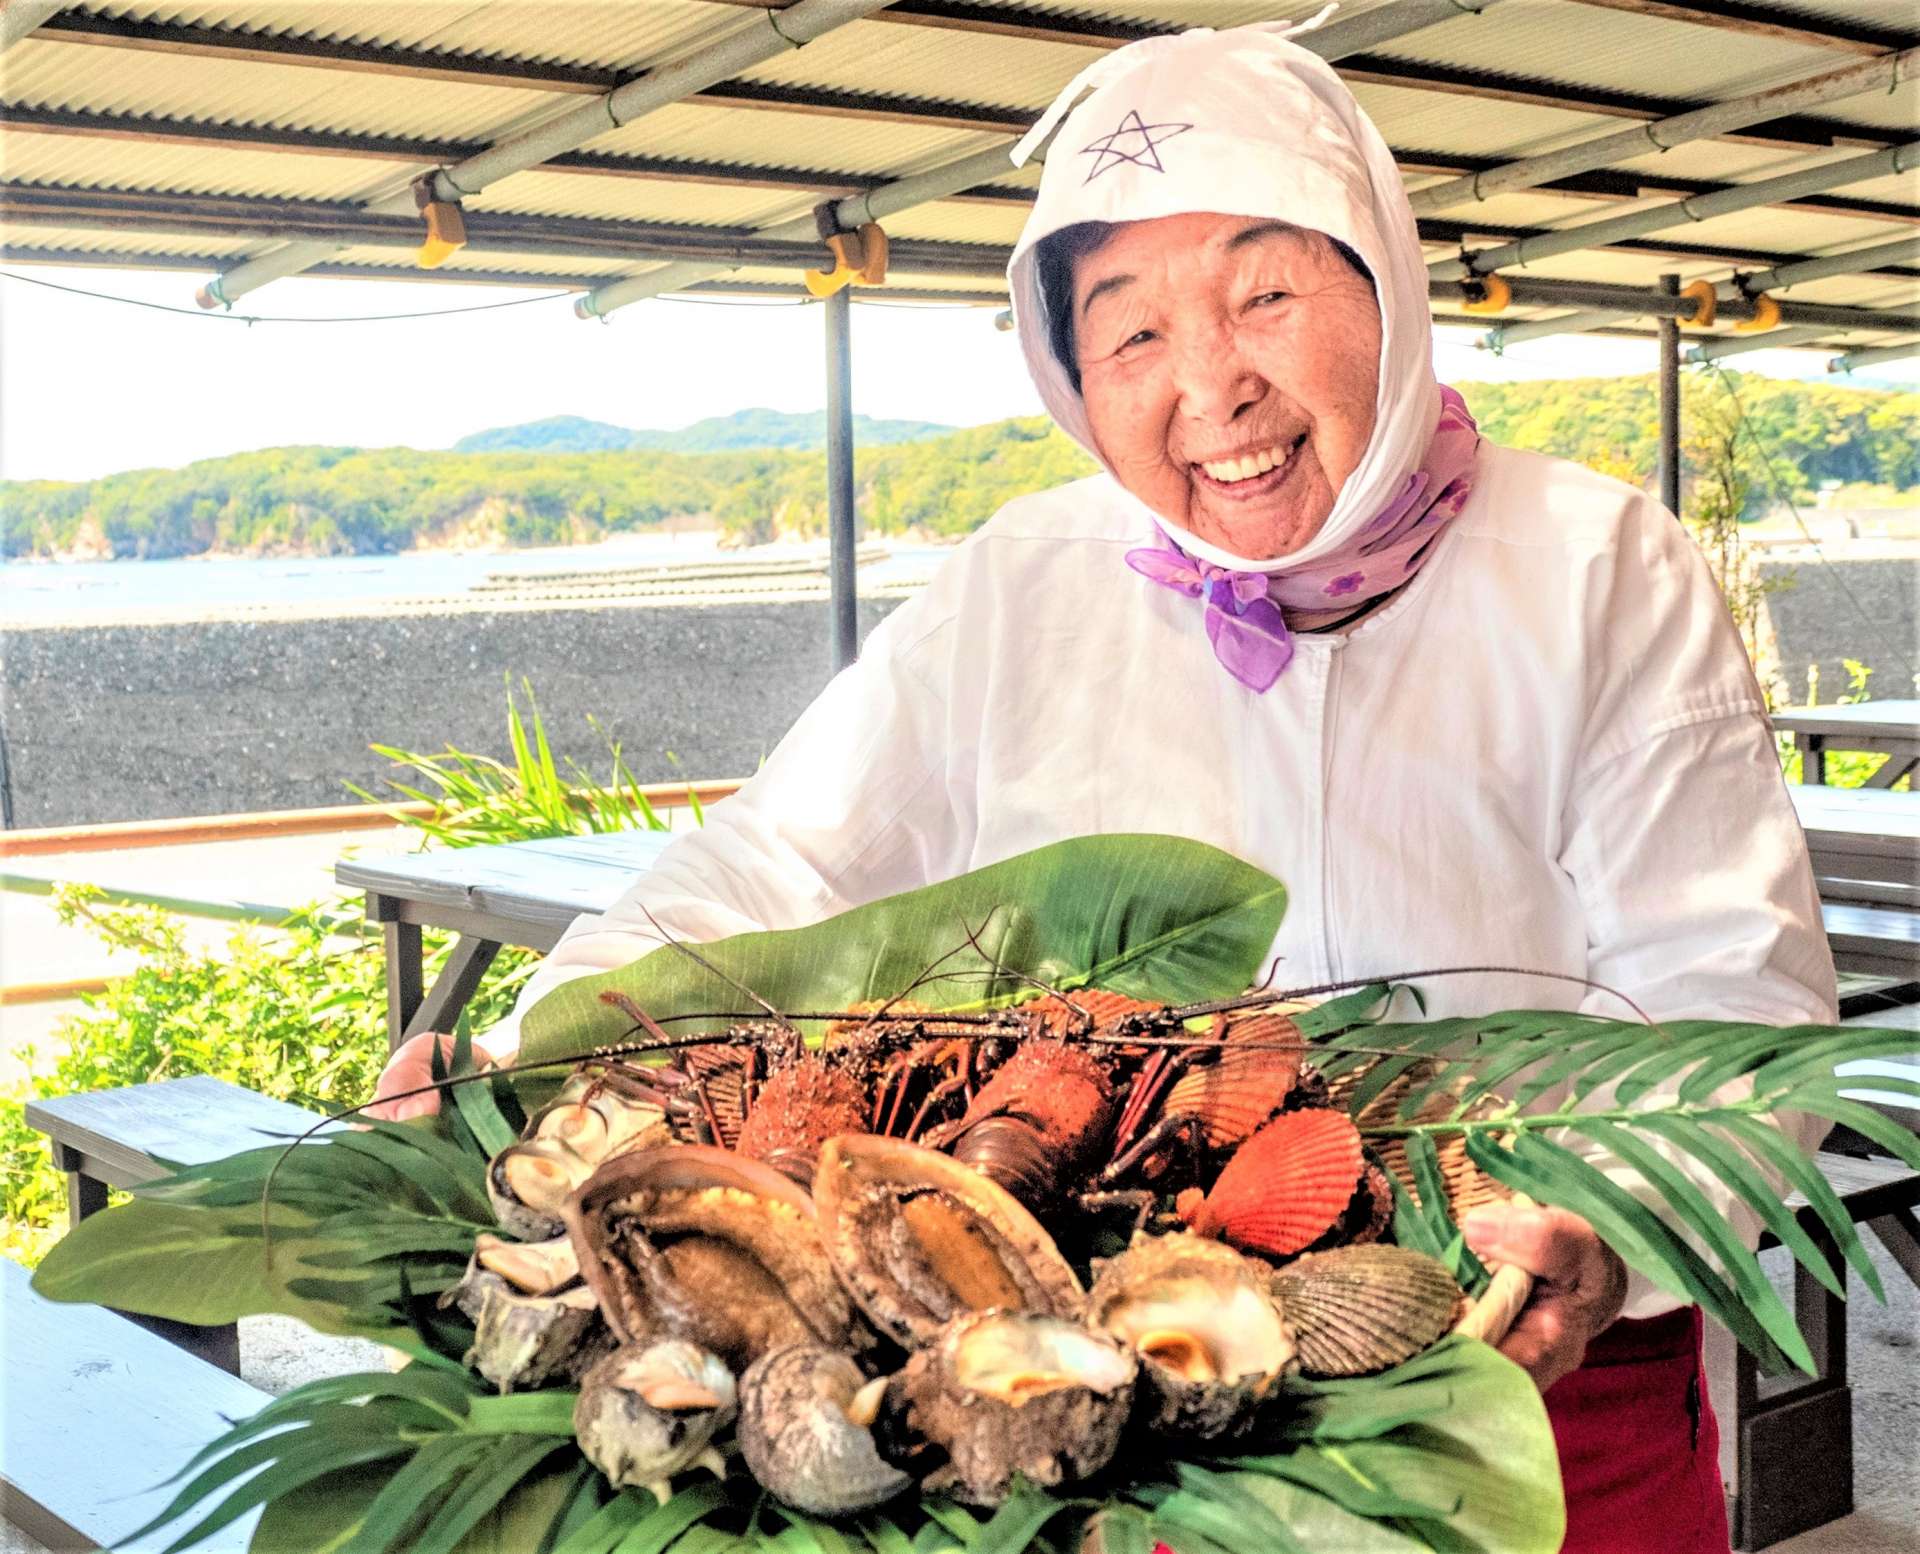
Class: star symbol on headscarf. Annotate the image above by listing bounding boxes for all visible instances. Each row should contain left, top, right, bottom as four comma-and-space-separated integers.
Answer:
1078, 109, 1192, 183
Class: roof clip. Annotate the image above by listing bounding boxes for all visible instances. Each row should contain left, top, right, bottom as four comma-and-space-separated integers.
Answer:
1679, 278, 1717, 329
804, 223, 889, 299
1734, 293, 1782, 334
1459, 273, 1511, 315
413, 173, 468, 270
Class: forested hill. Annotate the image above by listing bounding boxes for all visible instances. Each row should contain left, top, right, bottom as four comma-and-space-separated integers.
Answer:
5, 372, 1912, 562
454, 407, 954, 453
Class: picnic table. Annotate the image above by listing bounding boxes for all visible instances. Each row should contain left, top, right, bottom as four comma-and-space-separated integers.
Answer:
338, 789, 1918, 1046
336, 828, 677, 1047
1773, 700, 1920, 788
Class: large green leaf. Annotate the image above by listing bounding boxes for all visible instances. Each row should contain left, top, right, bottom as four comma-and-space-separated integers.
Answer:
517, 835, 1288, 1077
31, 1121, 493, 1342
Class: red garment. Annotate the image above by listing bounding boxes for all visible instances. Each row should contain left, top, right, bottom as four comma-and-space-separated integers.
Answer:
1546, 1306, 1730, 1554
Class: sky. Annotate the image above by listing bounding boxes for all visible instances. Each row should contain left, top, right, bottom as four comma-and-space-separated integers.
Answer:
0, 261, 1911, 485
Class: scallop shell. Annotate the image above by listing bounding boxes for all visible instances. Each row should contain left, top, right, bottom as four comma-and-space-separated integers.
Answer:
1178, 1108, 1364, 1258
1272, 1244, 1464, 1377
1161, 1014, 1314, 1152
1086, 1232, 1296, 1438
813, 1134, 1085, 1348
1023, 989, 1163, 1033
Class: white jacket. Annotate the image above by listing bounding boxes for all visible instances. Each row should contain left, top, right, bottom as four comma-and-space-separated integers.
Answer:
491, 446, 1837, 1317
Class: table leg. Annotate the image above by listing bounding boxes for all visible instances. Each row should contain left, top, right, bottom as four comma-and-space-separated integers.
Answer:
403, 934, 502, 1045
1864, 755, 1917, 790
1866, 1208, 1920, 1287
1802, 733, 1827, 786
383, 918, 424, 1053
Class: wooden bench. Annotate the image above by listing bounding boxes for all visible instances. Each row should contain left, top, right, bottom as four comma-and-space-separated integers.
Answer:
1787, 785, 1919, 981
24, 1075, 332, 1372
1, 1258, 269, 1552
1719, 1148, 1920, 1551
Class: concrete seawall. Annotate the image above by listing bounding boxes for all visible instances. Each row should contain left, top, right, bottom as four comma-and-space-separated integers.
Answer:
2, 597, 904, 827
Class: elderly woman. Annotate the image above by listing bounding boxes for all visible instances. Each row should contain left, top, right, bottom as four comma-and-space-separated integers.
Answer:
377, 23, 1833, 1552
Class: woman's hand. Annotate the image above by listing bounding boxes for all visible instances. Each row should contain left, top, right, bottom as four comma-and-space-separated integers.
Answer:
1462, 1203, 1629, 1393
367, 1031, 503, 1122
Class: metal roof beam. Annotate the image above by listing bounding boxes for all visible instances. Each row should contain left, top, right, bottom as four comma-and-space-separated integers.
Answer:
1, 1, 66, 53
1723, 235, 1920, 297
1432, 141, 1920, 279
0, 182, 1012, 276
191, 0, 895, 308
1410, 46, 1919, 216
1427, 271, 1920, 332
1685, 325, 1837, 363
27, 9, 1892, 154
573, 0, 1518, 319
1831, 338, 1919, 371
1479, 308, 1633, 351
15, 106, 1915, 227
1559, 1, 1916, 57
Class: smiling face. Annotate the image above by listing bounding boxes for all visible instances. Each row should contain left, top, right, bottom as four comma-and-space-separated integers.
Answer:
1069, 212, 1383, 560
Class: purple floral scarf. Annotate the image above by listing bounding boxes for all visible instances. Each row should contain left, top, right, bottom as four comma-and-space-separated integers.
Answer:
1125, 386, 1480, 691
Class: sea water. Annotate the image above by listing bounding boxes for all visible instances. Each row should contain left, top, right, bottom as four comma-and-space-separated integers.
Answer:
2, 533, 947, 625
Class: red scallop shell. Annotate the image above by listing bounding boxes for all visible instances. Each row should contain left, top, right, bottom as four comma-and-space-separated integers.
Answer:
1163, 1018, 1310, 1151
1025, 989, 1162, 1033
1178, 1108, 1365, 1257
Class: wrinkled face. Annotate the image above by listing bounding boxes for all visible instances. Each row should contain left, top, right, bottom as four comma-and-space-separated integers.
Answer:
1071, 212, 1383, 560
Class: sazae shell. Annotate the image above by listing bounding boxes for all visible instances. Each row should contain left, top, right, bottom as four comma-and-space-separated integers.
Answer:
1177, 1108, 1364, 1258
890, 1309, 1137, 1507
738, 1345, 910, 1517
1086, 1232, 1296, 1438
450, 1270, 608, 1394
574, 1339, 737, 1501
1271, 1244, 1464, 1377
813, 1134, 1085, 1348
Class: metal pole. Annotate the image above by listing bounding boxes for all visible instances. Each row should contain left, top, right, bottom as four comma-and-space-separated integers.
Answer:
1428, 141, 1920, 281
1481, 307, 1632, 351
1724, 235, 1920, 300
1658, 275, 1681, 518
823, 286, 858, 673
1830, 339, 1920, 373
1411, 47, 1920, 217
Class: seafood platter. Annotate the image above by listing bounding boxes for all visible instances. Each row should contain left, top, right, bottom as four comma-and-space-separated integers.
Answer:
457, 990, 1521, 1514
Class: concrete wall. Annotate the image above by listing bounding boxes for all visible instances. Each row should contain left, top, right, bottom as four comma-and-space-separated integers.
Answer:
2, 598, 903, 827
1760, 558, 1919, 704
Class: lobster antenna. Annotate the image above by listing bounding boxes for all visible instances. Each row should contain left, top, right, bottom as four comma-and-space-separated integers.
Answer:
955, 912, 1093, 1029
638, 906, 802, 1038
860, 924, 994, 1029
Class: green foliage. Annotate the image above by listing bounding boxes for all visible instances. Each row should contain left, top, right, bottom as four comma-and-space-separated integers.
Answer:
349, 678, 693, 847
0, 887, 537, 1263
0, 682, 679, 1262
517, 834, 1289, 1085
1460, 370, 1917, 498
455, 408, 956, 456
1300, 992, 1920, 1376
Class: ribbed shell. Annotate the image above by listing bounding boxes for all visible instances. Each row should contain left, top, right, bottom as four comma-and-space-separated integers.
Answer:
1161, 1014, 1311, 1152
1273, 1245, 1463, 1376
1023, 989, 1163, 1034
1179, 1109, 1364, 1258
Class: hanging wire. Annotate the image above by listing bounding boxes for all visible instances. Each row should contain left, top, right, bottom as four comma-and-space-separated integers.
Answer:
1700, 359, 1917, 688
0, 269, 575, 323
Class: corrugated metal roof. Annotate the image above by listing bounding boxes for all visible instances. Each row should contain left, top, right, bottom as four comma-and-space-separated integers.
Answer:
0, 0, 1911, 354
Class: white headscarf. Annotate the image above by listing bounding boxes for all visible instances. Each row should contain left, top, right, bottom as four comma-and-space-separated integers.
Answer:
1006, 19, 1441, 575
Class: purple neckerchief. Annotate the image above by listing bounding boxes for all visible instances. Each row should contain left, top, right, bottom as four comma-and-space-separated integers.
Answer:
1125, 386, 1480, 692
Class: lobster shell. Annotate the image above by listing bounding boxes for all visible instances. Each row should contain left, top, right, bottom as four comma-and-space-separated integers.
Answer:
1177, 1108, 1364, 1258
735, 1058, 868, 1185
